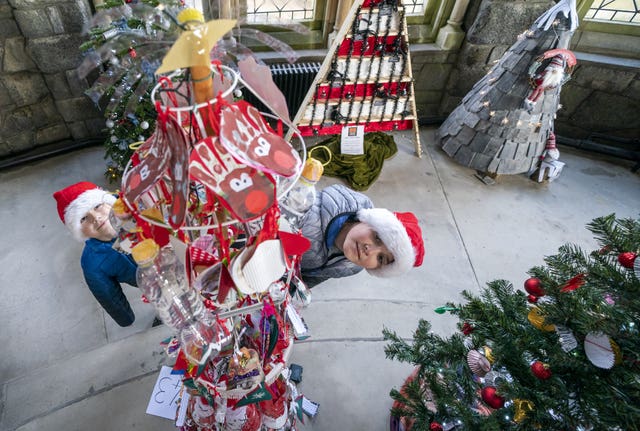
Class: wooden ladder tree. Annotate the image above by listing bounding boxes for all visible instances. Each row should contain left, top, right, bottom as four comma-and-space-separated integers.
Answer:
288, 0, 422, 156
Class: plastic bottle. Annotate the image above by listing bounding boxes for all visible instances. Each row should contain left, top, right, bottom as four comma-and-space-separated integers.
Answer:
132, 239, 204, 330
133, 239, 225, 364
108, 197, 136, 233
280, 156, 324, 227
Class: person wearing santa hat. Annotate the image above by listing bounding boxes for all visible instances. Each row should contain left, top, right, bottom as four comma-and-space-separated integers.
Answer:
53, 181, 139, 327
300, 184, 425, 288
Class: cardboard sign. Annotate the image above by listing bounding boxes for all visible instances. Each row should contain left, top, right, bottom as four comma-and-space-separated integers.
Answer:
146, 366, 184, 420
340, 125, 365, 155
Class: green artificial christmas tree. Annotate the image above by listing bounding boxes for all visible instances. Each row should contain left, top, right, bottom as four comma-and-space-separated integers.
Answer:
384, 214, 640, 431
78, 0, 184, 182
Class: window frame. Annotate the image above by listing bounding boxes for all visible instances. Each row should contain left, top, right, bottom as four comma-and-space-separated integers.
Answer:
234, 0, 329, 50
571, 0, 640, 58
237, 0, 457, 50
405, 0, 454, 44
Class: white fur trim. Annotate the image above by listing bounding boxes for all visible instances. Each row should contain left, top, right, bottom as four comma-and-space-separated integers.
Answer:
357, 208, 414, 278
64, 189, 116, 242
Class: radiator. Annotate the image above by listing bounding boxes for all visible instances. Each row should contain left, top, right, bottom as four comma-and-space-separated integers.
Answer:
243, 62, 321, 121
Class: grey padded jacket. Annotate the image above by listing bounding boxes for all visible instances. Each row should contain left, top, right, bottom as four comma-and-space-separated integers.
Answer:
300, 184, 373, 288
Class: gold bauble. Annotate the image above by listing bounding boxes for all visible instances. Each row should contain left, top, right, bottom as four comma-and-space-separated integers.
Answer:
483, 346, 495, 364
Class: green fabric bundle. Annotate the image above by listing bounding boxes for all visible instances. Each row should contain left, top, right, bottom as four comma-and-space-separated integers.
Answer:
310, 132, 397, 191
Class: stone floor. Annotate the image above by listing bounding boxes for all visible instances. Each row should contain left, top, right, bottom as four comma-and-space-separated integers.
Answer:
1, 127, 638, 431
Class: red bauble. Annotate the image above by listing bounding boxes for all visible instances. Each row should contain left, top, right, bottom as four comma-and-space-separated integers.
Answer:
524, 277, 545, 297
618, 252, 637, 269
430, 422, 444, 431
527, 294, 538, 303
530, 361, 552, 380
481, 386, 505, 409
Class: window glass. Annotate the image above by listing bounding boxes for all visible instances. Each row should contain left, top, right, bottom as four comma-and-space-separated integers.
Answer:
246, 0, 316, 23
584, 0, 639, 24
243, 0, 425, 22
402, 0, 426, 16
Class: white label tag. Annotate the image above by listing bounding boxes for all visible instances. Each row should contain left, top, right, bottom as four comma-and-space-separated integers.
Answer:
340, 125, 365, 155
146, 366, 183, 420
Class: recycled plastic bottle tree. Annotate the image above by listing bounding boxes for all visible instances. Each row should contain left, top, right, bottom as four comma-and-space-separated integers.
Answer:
102, 4, 323, 428
383, 214, 640, 430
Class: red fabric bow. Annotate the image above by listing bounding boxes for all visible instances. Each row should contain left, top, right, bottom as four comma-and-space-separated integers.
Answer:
560, 273, 586, 292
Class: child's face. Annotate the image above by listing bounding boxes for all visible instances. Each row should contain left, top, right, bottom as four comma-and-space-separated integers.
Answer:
80, 202, 118, 241
341, 222, 395, 270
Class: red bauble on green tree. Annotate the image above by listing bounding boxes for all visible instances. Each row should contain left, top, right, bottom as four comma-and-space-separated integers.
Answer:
618, 251, 637, 269
530, 361, 552, 380
481, 386, 505, 409
524, 277, 545, 297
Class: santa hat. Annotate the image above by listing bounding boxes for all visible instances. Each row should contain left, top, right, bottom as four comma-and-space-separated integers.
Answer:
357, 208, 425, 278
53, 181, 116, 242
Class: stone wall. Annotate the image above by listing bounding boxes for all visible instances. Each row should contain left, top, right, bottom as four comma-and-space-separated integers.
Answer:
438, 0, 640, 142
556, 57, 640, 141
0, 0, 102, 161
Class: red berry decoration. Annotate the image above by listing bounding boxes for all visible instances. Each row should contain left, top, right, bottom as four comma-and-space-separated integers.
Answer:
527, 294, 539, 303
430, 423, 444, 431
530, 361, 552, 380
524, 277, 545, 297
481, 386, 505, 409
461, 322, 474, 335
618, 252, 637, 269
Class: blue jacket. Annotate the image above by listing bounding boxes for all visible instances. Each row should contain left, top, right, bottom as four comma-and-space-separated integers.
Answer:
80, 238, 138, 327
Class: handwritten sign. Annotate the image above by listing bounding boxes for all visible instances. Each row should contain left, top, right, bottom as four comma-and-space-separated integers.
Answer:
340, 125, 364, 155
146, 366, 184, 420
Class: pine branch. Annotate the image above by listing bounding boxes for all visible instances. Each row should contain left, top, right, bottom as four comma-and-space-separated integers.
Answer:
385, 215, 640, 429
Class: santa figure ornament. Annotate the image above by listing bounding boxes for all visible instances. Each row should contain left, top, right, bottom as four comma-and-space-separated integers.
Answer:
540, 132, 560, 162
532, 131, 565, 182
524, 49, 576, 112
